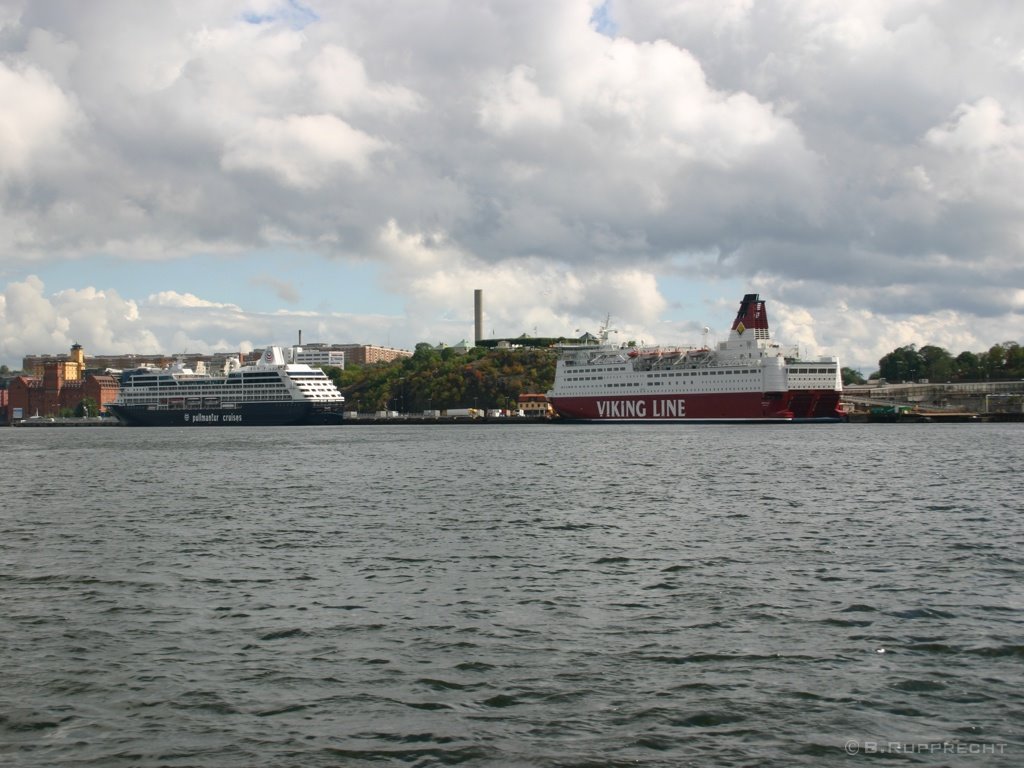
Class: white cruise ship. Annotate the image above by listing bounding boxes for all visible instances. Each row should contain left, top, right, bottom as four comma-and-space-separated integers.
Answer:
107, 346, 345, 426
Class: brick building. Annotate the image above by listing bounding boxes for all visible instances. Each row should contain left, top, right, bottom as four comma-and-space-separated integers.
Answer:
334, 344, 412, 366
23, 346, 173, 376
6, 363, 119, 423
23, 342, 87, 379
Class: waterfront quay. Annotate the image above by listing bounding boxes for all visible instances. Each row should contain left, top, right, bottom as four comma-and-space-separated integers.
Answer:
842, 380, 1024, 422
9, 417, 120, 427
6, 415, 551, 427
342, 414, 551, 425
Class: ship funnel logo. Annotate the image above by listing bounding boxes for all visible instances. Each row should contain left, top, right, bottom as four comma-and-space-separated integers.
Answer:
736, 322, 746, 335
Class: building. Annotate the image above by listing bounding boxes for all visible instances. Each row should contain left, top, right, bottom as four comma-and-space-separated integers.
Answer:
334, 344, 412, 366
6, 368, 119, 422
89, 353, 175, 371
289, 344, 347, 369
518, 393, 553, 417
22, 343, 87, 380
24, 347, 173, 376
8, 344, 122, 422
434, 340, 474, 355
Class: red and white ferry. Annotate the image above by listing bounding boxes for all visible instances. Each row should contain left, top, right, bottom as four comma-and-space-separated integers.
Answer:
546, 294, 843, 423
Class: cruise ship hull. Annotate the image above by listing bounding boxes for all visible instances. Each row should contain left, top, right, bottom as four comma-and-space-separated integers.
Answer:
547, 390, 843, 423
547, 391, 795, 422
787, 390, 844, 423
107, 402, 344, 427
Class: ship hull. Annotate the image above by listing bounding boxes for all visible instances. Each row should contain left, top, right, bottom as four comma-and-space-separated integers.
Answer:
787, 390, 844, 423
547, 391, 797, 422
107, 402, 344, 427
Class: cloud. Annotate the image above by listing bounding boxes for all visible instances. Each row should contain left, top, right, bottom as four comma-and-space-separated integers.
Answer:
0, 276, 161, 361
250, 274, 300, 303
479, 65, 564, 135
0, 276, 404, 365
0, 60, 80, 178
309, 44, 422, 115
0, 0, 1021, 371
221, 114, 386, 187
376, 218, 668, 345
147, 291, 241, 310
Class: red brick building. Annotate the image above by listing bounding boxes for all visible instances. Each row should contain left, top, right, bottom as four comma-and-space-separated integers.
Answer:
334, 344, 412, 365
6, 367, 119, 423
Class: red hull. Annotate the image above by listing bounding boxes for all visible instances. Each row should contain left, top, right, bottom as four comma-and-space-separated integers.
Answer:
549, 390, 843, 423
787, 390, 844, 421
548, 392, 794, 422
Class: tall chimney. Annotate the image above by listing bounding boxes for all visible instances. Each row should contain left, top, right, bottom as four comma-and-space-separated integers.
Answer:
474, 289, 483, 345
298, 329, 302, 346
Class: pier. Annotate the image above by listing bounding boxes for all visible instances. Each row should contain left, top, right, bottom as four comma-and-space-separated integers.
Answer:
842, 380, 1024, 422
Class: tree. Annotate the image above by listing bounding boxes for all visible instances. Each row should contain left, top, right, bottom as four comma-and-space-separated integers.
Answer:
983, 344, 1007, 379
918, 345, 954, 382
411, 342, 440, 368
330, 345, 558, 413
876, 339, 1021, 383
954, 351, 980, 381
1005, 342, 1024, 378
75, 397, 99, 417
878, 345, 923, 383
841, 367, 866, 385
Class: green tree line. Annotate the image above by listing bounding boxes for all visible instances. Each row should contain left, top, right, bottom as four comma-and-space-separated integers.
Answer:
323, 343, 557, 413
867, 341, 1024, 384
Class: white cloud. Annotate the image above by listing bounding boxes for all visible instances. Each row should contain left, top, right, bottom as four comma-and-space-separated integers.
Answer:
147, 291, 241, 310
0, 276, 161, 362
376, 219, 668, 345
0, 0, 1021, 371
926, 97, 1023, 154
221, 114, 386, 187
0, 276, 406, 365
0, 61, 80, 178
309, 44, 422, 115
479, 65, 563, 135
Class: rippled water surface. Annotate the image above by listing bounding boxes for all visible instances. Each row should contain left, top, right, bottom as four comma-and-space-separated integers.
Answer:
1, 423, 1022, 767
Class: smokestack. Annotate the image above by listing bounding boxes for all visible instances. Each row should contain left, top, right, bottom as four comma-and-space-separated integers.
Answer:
474, 289, 483, 345
298, 329, 302, 346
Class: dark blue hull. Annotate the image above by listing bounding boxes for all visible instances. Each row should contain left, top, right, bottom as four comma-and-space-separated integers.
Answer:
107, 402, 344, 426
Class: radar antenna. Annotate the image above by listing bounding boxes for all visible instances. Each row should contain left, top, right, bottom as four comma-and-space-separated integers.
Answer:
598, 313, 617, 342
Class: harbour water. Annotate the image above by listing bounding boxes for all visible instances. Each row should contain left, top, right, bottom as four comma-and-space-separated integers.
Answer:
1, 424, 1021, 767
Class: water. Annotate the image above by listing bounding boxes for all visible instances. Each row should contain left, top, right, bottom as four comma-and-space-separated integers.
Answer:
1, 423, 1021, 767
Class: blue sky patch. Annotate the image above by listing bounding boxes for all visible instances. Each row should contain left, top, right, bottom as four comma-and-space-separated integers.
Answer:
590, 1, 617, 37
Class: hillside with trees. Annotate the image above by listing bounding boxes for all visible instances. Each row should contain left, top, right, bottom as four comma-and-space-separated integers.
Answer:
872, 342, 1024, 384
323, 343, 557, 413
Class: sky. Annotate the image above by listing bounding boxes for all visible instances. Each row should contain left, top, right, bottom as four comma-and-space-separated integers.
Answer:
1, 0, 1022, 373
